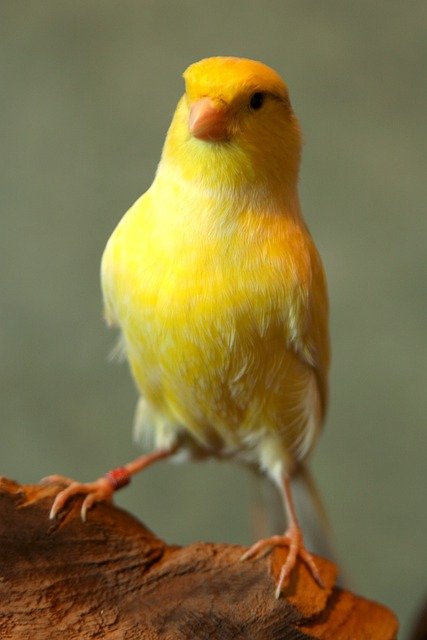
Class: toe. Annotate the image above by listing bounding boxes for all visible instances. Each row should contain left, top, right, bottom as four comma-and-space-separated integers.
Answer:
40, 474, 75, 486
49, 483, 78, 519
275, 542, 299, 596
49, 490, 67, 519
300, 548, 324, 587
49, 478, 115, 521
81, 493, 97, 522
49, 481, 93, 519
241, 534, 291, 561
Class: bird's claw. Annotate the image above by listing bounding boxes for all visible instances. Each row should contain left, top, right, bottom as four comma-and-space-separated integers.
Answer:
41, 474, 114, 521
240, 526, 324, 597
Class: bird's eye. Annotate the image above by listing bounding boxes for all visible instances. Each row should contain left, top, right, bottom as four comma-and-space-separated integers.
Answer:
249, 92, 266, 110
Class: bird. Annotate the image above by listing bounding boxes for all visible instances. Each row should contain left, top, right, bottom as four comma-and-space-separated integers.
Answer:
46, 56, 330, 597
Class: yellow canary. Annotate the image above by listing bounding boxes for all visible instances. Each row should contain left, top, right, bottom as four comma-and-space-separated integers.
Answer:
48, 57, 330, 596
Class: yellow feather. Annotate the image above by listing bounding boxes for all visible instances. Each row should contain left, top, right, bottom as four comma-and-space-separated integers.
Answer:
101, 56, 329, 477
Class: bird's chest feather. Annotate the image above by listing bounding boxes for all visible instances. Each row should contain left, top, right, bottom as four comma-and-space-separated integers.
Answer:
101, 185, 312, 431
107, 204, 305, 333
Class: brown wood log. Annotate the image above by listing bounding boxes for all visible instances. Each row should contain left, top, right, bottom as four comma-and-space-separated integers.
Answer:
410, 596, 427, 640
0, 477, 398, 639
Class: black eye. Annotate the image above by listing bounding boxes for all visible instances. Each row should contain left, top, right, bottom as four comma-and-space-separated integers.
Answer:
249, 92, 265, 110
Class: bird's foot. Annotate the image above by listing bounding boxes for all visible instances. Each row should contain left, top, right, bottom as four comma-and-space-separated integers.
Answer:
240, 525, 324, 597
40, 473, 120, 522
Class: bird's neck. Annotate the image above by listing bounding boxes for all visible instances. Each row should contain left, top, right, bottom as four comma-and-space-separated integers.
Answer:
155, 149, 301, 221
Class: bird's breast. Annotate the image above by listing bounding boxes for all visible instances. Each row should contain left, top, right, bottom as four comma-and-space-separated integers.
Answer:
101, 185, 315, 456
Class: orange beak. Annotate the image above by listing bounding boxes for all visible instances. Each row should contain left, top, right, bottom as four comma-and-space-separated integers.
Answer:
189, 97, 229, 142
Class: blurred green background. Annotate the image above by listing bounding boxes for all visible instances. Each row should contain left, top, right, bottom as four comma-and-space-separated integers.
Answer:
1, 2, 426, 636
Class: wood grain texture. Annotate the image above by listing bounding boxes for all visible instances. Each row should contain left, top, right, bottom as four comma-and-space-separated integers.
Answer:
0, 477, 398, 639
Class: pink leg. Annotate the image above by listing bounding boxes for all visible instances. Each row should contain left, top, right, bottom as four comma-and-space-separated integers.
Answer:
41, 447, 176, 522
241, 474, 323, 597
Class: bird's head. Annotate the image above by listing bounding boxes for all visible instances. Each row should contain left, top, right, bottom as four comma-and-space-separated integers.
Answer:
160, 57, 302, 199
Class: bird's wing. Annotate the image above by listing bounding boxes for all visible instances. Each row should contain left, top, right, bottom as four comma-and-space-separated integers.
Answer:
100, 192, 148, 329
299, 235, 330, 421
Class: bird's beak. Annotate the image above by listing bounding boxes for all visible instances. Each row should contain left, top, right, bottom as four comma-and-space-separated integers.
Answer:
189, 97, 229, 142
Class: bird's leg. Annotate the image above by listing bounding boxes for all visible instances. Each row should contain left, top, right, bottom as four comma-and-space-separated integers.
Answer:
241, 473, 323, 597
41, 446, 177, 522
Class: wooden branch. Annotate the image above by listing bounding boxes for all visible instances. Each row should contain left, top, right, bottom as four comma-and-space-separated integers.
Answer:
0, 477, 398, 639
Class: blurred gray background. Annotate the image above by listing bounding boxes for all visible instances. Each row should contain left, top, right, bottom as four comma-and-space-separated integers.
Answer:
1, 2, 426, 636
